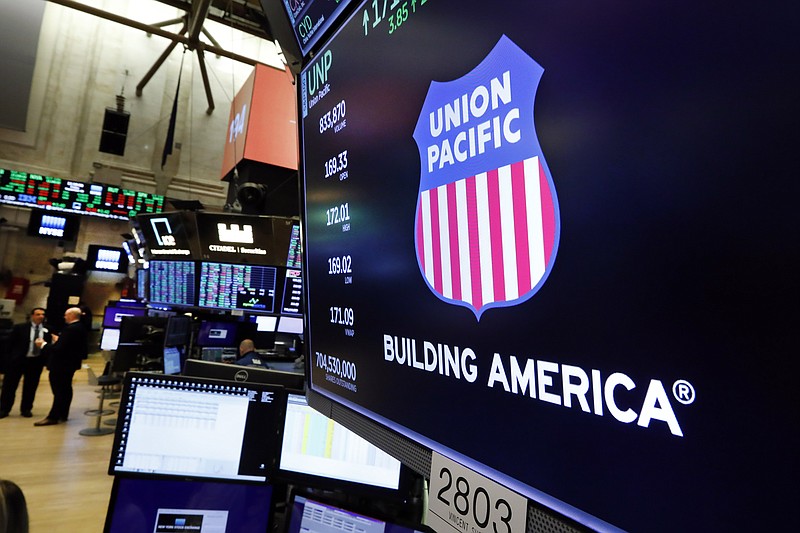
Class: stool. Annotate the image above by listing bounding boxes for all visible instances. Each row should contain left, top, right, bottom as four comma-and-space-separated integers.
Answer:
80, 367, 121, 436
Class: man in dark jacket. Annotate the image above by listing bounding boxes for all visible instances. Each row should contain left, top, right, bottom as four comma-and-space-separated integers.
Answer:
34, 307, 88, 426
0, 307, 52, 418
234, 339, 269, 368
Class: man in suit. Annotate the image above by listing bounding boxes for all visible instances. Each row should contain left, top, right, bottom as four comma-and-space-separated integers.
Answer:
34, 307, 88, 426
0, 307, 51, 419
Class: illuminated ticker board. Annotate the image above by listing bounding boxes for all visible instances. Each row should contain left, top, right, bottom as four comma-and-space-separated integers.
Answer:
0, 168, 164, 220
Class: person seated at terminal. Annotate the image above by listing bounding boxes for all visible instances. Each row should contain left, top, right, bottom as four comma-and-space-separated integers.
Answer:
234, 339, 269, 368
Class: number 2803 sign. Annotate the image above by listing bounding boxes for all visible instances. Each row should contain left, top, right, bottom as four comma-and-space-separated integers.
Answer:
428, 453, 528, 533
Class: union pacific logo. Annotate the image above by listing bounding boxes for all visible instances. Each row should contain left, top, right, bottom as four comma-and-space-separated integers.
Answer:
413, 36, 560, 319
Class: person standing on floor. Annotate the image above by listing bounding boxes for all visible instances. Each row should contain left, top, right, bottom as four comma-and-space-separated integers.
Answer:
0, 308, 52, 419
33, 307, 88, 426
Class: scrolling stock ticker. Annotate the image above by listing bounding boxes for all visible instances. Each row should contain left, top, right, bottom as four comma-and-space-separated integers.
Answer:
300, 1, 797, 531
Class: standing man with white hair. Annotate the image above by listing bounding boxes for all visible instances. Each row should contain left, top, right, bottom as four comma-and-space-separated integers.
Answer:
34, 307, 88, 426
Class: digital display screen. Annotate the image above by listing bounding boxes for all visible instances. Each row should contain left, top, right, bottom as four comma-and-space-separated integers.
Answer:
104, 477, 273, 533
298, 1, 797, 531
286, 223, 302, 268
100, 328, 121, 351
278, 0, 357, 57
286, 496, 425, 533
87, 245, 128, 273
149, 261, 196, 306
102, 306, 147, 329
279, 393, 401, 490
198, 262, 278, 312
1, 167, 164, 219
26, 210, 81, 241
196, 320, 239, 347
109, 372, 285, 482
281, 268, 303, 315
136, 212, 198, 259
163, 346, 182, 375
277, 316, 303, 335
195, 213, 297, 266
136, 269, 147, 300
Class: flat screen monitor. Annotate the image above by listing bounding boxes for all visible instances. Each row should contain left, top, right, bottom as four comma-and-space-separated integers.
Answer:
25, 210, 80, 241
148, 260, 196, 306
102, 306, 147, 329
164, 315, 192, 347
136, 211, 198, 259
286, 495, 428, 533
196, 320, 238, 347
163, 346, 183, 375
298, 0, 798, 531
276, 316, 303, 334
280, 268, 303, 315
198, 262, 278, 313
255, 315, 277, 332
135, 269, 147, 300
86, 244, 128, 273
286, 223, 302, 268
109, 372, 285, 482
278, 393, 402, 492
271, 0, 358, 58
201, 347, 224, 362
183, 359, 305, 392
100, 328, 121, 351
103, 477, 273, 533
195, 213, 296, 265
1, 168, 163, 220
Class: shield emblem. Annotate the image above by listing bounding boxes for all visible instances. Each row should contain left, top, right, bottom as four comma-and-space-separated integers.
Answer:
413, 36, 559, 319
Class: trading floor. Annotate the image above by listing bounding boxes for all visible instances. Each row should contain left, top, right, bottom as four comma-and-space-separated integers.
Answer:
0, 352, 115, 532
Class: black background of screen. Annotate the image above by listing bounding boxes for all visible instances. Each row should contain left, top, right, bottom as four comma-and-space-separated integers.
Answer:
195, 213, 297, 265
136, 212, 199, 258
87, 244, 128, 273
300, 1, 799, 531
25, 209, 81, 240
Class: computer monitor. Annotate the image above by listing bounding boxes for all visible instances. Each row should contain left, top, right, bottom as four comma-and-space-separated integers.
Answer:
255, 315, 277, 332
196, 320, 238, 347
100, 328, 121, 351
162, 346, 182, 375
197, 262, 279, 313
201, 347, 224, 362
276, 316, 303, 334
277, 393, 404, 494
109, 372, 286, 483
164, 315, 192, 347
102, 305, 147, 329
103, 477, 273, 533
183, 359, 305, 392
148, 260, 196, 306
285, 495, 429, 533
26, 210, 80, 241
86, 244, 128, 273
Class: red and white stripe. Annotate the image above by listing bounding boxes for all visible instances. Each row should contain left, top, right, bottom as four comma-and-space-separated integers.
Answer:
416, 156, 554, 311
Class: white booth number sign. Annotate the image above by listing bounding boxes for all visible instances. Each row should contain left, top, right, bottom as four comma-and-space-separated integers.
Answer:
428, 452, 527, 533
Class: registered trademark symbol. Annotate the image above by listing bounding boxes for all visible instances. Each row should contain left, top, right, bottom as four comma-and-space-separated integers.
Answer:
672, 380, 696, 405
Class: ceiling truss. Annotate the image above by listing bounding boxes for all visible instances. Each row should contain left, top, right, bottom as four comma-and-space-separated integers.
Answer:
46, 0, 276, 114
